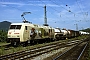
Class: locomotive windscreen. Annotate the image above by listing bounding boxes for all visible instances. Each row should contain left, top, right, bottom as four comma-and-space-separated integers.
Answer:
10, 25, 22, 29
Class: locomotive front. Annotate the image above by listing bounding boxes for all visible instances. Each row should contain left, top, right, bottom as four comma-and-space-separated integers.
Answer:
7, 23, 22, 46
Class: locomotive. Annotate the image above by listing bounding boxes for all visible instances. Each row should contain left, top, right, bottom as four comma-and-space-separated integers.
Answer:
7, 20, 55, 46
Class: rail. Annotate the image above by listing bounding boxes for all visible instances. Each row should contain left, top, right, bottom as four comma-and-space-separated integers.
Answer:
0, 39, 83, 60
53, 41, 88, 60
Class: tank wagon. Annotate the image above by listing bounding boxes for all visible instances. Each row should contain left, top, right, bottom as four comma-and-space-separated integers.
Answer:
79, 31, 90, 35
54, 28, 69, 39
54, 28, 63, 40
54, 28, 80, 39
7, 22, 55, 46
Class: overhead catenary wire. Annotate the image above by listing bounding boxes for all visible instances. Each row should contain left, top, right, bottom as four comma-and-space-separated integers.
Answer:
39, 0, 74, 22
49, 0, 88, 23
39, 0, 63, 22
47, 0, 78, 21
78, 0, 89, 22
0, 0, 45, 21
1, 0, 89, 24
0, 0, 76, 22
49, 0, 75, 14
76, 0, 87, 22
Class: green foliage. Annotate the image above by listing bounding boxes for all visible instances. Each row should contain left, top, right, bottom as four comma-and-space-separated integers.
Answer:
0, 21, 11, 42
0, 30, 7, 42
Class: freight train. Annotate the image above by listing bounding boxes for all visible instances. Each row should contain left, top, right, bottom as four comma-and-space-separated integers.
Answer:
7, 20, 88, 46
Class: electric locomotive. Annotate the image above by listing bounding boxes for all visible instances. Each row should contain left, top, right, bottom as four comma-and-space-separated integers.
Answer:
7, 20, 55, 46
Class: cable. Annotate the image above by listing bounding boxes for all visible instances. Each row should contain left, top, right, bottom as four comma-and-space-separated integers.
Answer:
39, 0, 74, 22
49, 0, 75, 14
49, 0, 87, 22
76, 0, 86, 21
48, 0, 80, 22
79, 0, 90, 22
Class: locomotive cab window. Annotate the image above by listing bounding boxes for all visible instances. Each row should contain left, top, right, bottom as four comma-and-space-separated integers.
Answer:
16, 25, 21, 29
10, 25, 21, 29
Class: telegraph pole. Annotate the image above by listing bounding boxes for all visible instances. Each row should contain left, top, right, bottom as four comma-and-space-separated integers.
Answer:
74, 24, 78, 31
43, 5, 48, 26
76, 24, 78, 31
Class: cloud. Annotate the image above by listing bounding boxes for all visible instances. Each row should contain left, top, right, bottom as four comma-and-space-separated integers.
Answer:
0, 1, 60, 7
0, 4, 7, 7
0, 2, 24, 5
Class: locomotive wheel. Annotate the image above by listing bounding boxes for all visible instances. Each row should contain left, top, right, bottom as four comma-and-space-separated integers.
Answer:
14, 42, 17, 46
22, 42, 27, 47
11, 41, 20, 47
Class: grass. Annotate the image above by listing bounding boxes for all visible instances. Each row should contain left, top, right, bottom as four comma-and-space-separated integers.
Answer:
72, 35, 89, 40
0, 35, 89, 56
0, 42, 10, 46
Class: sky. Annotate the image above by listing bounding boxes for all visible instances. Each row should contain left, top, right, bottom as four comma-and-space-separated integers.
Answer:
0, 0, 90, 30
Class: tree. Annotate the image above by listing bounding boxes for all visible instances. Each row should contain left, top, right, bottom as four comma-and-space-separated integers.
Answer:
0, 30, 7, 42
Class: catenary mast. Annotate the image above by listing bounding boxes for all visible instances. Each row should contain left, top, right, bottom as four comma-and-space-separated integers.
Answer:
43, 5, 49, 26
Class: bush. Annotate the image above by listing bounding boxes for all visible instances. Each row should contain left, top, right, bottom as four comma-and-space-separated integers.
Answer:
0, 30, 7, 42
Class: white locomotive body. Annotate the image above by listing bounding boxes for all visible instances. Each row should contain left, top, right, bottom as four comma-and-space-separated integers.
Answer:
7, 22, 55, 46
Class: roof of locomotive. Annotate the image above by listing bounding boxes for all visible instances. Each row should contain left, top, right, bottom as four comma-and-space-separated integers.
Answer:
11, 23, 31, 25
10, 23, 54, 29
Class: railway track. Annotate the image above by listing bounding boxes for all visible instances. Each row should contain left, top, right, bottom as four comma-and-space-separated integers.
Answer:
0, 39, 81, 50
0, 39, 84, 60
0, 36, 87, 51
53, 41, 89, 60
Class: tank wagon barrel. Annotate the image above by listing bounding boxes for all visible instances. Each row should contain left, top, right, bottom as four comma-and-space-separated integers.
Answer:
79, 31, 90, 35
54, 28, 81, 40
